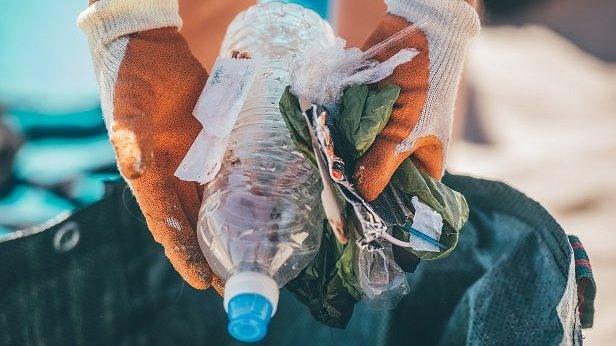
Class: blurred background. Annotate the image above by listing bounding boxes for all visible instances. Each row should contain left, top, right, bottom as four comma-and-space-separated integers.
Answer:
0, 0, 614, 343
448, 1, 616, 343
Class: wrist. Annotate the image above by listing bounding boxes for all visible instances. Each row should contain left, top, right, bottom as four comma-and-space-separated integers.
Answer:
78, 0, 182, 45
385, 0, 480, 39
465, 0, 478, 9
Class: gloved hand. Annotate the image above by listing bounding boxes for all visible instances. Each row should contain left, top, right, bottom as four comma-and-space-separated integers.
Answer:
78, 0, 221, 290
353, 0, 480, 201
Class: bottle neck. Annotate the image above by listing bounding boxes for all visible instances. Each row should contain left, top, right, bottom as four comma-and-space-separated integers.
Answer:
256, 0, 330, 18
224, 271, 280, 315
220, 1, 335, 60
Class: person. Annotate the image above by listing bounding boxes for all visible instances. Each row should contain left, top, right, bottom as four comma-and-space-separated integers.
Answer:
0, 3, 596, 344
77, 0, 479, 292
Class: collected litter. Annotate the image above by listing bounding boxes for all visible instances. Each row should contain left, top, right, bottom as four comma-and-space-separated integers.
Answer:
173, 1, 468, 341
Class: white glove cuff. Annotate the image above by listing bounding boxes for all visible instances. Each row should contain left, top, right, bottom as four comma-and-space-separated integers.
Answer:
385, 0, 480, 40
77, 0, 182, 46
385, 0, 481, 168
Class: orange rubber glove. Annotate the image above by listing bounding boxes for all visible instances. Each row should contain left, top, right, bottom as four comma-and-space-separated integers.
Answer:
78, 0, 222, 290
353, 0, 480, 201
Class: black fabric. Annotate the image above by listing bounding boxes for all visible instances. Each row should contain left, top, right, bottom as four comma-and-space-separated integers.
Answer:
0, 181, 222, 345
0, 180, 387, 345
0, 174, 592, 345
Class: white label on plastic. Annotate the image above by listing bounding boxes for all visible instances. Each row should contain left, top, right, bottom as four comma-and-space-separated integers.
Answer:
409, 196, 443, 252
175, 57, 259, 184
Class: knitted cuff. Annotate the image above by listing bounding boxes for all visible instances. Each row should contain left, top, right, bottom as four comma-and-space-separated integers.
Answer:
384, 0, 480, 156
77, 0, 182, 46
385, 0, 480, 40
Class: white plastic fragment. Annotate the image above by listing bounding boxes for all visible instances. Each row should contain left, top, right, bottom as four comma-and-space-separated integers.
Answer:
175, 57, 259, 184
409, 196, 443, 252
289, 22, 427, 106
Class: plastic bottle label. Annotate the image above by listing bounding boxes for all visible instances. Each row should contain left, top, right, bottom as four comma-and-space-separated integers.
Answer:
175, 57, 260, 184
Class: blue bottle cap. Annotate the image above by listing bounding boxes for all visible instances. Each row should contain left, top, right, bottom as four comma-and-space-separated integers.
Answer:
227, 293, 273, 343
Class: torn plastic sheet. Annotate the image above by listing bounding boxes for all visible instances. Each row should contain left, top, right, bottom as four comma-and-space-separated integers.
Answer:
175, 57, 259, 184
289, 22, 425, 106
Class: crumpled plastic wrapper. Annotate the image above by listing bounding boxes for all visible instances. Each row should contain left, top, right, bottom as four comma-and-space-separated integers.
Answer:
358, 239, 410, 310
289, 24, 424, 106
305, 106, 411, 308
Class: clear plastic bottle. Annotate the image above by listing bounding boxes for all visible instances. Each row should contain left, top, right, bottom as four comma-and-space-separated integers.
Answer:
196, 1, 335, 343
